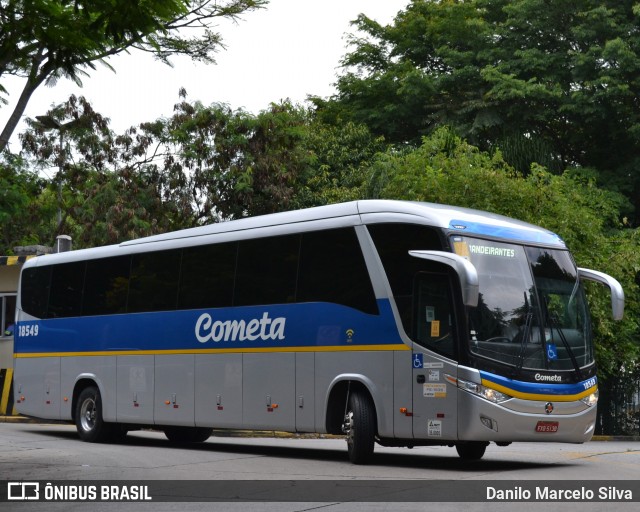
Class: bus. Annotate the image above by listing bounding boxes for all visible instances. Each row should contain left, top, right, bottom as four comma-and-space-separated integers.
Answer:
13, 200, 624, 462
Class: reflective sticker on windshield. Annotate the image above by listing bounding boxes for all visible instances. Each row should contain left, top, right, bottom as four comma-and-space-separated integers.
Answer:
430, 320, 440, 337
453, 240, 470, 259
468, 244, 516, 258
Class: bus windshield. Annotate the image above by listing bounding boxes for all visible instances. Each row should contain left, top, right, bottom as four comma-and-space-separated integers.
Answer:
452, 236, 593, 372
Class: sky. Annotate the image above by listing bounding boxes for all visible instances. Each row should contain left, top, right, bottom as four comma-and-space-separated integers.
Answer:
1, 0, 408, 149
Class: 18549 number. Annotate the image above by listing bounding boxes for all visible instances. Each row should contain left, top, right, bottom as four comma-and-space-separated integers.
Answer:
19, 324, 39, 337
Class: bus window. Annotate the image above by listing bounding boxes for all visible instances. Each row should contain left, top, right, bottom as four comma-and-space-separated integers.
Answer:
235, 234, 299, 307
413, 272, 456, 358
178, 242, 237, 310
298, 228, 378, 314
20, 266, 51, 319
368, 223, 443, 333
83, 256, 130, 316
128, 250, 181, 313
48, 262, 85, 318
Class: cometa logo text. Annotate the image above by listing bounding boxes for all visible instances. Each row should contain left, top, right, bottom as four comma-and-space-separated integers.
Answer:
534, 373, 563, 382
195, 312, 286, 343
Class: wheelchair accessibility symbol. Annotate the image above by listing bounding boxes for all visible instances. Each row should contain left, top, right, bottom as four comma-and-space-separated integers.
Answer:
547, 343, 558, 361
413, 353, 423, 369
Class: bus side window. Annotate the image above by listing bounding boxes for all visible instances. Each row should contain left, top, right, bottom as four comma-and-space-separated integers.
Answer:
83, 256, 131, 316
235, 235, 300, 307
20, 266, 51, 319
368, 223, 443, 335
413, 272, 456, 358
298, 228, 378, 315
128, 250, 181, 313
48, 262, 85, 318
178, 242, 236, 310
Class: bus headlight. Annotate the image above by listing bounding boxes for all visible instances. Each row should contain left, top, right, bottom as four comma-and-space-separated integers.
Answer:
455, 377, 511, 404
580, 390, 598, 408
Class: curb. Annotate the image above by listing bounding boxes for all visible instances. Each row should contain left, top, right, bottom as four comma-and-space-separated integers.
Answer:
591, 435, 640, 442
0, 415, 59, 424
0, 415, 35, 423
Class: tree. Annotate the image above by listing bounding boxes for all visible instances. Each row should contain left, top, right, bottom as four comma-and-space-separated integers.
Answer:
0, 152, 48, 252
0, 0, 267, 152
17, 94, 316, 247
292, 119, 386, 208
131, 94, 312, 221
18, 94, 186, 246
321, 0, 640, 220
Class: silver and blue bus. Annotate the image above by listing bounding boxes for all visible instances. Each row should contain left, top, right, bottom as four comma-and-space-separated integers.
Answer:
13, 200, 624, 462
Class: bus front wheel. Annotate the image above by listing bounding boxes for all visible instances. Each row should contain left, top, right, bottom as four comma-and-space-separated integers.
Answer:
455, 442, 488, 460
343, 390, 376, 464
75, 386, 113, 443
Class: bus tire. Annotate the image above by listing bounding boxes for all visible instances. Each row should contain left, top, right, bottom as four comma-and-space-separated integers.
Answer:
164, 426, 213, 444
455, 442, 488, 460
75, 386, 113, 443
344, 390, 376, 464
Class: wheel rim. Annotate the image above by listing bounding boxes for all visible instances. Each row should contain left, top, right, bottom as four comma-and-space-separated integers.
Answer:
80, 397, 96, 432
344, 410, 355, 449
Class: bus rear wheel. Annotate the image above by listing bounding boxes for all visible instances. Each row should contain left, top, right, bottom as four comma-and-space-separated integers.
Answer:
455, 442, 488, 460
75, 386, 113, 443
343, 390, 376, 464
164, 426, 213, 444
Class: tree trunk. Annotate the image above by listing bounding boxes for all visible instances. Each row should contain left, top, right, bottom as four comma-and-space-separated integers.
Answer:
0, 77, 42, 153
0, 49, 48, 153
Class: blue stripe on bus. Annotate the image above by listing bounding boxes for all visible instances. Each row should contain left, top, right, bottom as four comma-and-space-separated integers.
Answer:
15, 300, 404, 354
449, 220, 565, 246
480, 370, 596, 397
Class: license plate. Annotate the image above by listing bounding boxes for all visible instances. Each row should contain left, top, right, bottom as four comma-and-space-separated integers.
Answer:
535, 421, 559, 433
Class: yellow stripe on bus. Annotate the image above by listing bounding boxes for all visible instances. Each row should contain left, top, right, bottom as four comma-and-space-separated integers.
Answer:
481, 378, 597, 402
14, 343, 411, 359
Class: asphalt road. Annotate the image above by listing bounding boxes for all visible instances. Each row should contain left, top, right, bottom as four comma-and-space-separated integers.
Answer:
1, 421, 638, 512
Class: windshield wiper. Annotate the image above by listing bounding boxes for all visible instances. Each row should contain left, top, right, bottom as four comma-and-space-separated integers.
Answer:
514, 293, 534, 377
545, 302, 583, 379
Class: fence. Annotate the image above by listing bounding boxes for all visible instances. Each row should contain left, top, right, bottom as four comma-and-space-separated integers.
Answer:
597, 366, 640, 436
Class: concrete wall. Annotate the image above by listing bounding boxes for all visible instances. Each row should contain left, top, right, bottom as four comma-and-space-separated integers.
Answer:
0, 264, 20, 292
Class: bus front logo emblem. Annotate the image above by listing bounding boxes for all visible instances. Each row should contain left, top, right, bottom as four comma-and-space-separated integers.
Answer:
545, 402, 554, 414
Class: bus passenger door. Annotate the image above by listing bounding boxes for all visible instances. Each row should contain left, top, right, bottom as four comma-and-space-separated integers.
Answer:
411, 272, 458, 441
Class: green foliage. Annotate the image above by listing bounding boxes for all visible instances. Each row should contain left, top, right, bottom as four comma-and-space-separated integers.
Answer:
17, 94, 317, 247
0, 153, 48, 252
18, 95, 186, 246
139, 96, 312, 221
324, 0, 640, 220
293, 119, 386, 208
63, 165, 179, 247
